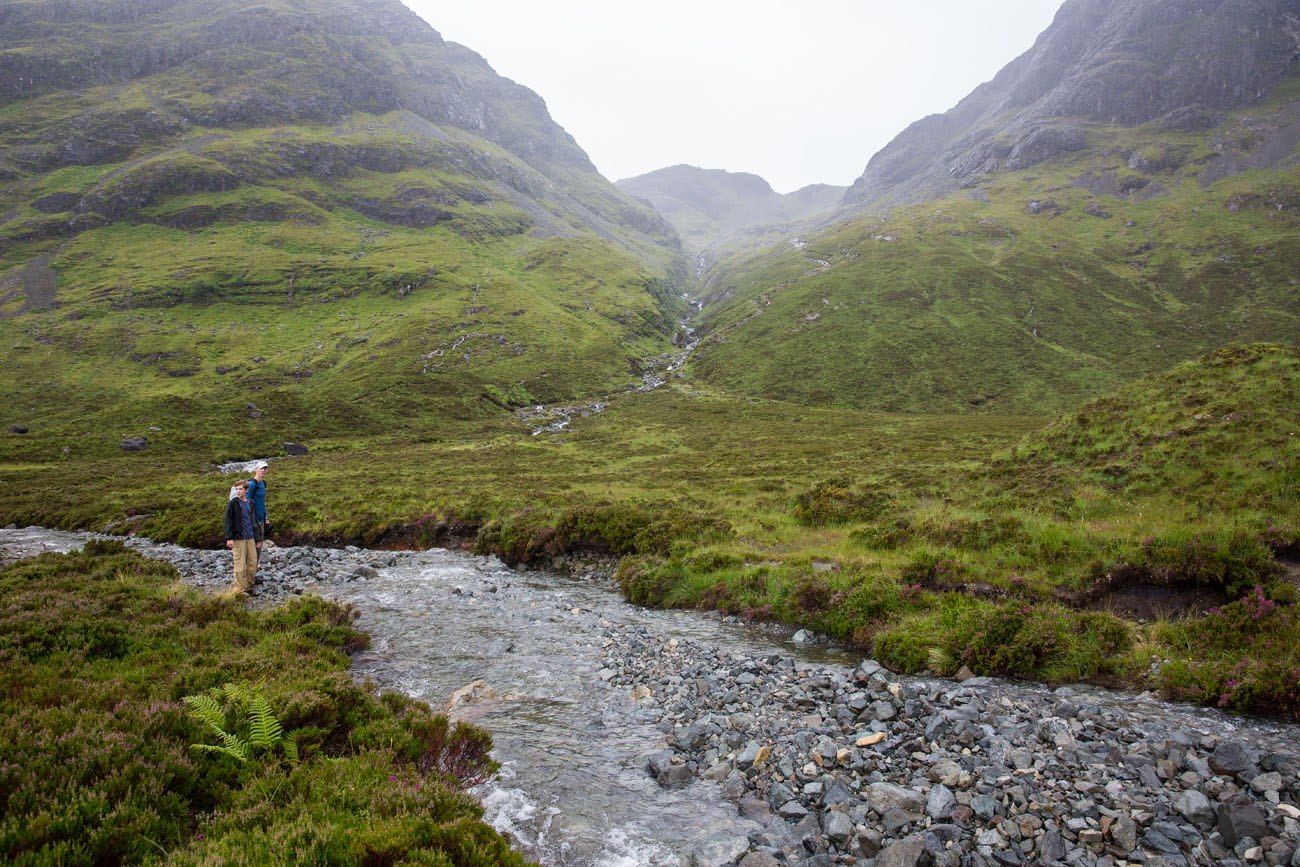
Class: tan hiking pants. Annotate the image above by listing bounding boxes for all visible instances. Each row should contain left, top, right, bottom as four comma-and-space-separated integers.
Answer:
231, 539, 258, 594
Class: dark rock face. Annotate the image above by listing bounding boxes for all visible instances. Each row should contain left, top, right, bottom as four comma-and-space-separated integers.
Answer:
844, 0, 1300, 208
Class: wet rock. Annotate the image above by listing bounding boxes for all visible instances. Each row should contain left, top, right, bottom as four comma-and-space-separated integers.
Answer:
657, 763, 693, 789
686, 833, 749, 867
446, 679, 497, 710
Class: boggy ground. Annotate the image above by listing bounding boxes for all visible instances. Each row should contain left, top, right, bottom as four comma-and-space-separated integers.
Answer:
2, 345, 1298, 720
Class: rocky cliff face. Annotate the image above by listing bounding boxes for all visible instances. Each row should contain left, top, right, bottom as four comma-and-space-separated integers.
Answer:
617, 165, 847, 250
0, 0, 681, 262
845, 0, 1300, 208
0, 0, 594, 174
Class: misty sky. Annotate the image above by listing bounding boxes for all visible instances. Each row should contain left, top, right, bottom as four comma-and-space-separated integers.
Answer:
407, 1, 1064, 193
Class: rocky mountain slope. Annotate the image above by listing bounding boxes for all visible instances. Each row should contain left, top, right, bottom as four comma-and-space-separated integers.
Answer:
844, 0, 1300, 209
0, 0, 687, 453
617, 164, 845, 251
689, 0, 1300, 413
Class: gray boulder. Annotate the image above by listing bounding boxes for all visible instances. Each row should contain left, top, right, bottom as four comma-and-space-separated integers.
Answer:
1172, 789, 1215, 826
120, 436, 149, 452
1210, 742, 1254, 778
869, 782, 926, 815
876, 836, 929, 867
1217, 795, 1269, 846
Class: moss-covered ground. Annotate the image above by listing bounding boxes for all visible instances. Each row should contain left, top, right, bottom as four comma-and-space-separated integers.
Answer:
0, 540, 529, 866
691, 84, 1300, 414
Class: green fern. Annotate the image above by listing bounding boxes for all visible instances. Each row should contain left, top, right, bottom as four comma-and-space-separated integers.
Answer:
183, 682, 297, 764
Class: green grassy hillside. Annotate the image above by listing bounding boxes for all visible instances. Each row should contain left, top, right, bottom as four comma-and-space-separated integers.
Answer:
0, 0, 687, 455
691, 84, 1300, 413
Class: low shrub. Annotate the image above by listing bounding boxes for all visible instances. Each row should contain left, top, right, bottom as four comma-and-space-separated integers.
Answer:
792, 478, 895, 527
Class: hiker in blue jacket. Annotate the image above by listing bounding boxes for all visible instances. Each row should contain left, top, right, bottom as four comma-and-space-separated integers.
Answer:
247, 461, 270, 538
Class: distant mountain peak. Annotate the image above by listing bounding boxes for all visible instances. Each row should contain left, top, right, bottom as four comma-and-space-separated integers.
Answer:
617, 165, 845, 250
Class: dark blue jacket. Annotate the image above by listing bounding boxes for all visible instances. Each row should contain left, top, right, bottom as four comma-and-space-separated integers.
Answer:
247, 478, 267, 523
224, 498, 264, 542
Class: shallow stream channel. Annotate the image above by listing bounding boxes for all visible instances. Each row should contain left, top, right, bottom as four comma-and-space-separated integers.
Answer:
3, 527, 1299, 867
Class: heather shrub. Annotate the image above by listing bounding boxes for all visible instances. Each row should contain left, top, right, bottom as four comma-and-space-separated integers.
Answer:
0, 545, 525, 866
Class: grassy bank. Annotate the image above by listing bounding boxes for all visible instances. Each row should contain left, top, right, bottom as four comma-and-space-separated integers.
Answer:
0, 541, 529, 866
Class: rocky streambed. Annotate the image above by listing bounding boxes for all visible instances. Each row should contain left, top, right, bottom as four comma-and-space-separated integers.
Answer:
2, 526, 1298, 867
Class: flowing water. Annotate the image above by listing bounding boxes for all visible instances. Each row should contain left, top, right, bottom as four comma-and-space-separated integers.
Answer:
324, 548, 853, 866
4, 527, 1299, 865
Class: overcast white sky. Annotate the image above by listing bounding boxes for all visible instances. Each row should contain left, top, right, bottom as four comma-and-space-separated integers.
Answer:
406, 1, 1064, 193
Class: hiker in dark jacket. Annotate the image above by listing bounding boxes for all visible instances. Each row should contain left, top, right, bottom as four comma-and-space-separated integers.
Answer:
224, 480, 263, 596
247, 461, 270, 537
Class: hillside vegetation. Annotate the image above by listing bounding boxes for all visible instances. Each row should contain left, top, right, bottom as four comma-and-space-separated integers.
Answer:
0, 0, 687, 456
0, 540, 527, 865
692, 82, 1300, 413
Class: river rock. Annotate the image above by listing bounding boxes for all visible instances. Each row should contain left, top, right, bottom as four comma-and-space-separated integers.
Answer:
1219, 794, 1270, 846
1211, 742, 1255, 778
685, 833, 749, 867
1173, 789, 1215, 825
876, 836, 928, 867
870, 782, 926, 815
446, 679, 497, 710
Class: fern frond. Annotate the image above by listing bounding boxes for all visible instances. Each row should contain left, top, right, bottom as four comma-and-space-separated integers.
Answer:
248, 693, 283, 749
283, 738, 299, 765
182, 694, 228, 734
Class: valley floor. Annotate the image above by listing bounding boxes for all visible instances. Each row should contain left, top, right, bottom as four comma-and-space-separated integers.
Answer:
3, 344, 1298, 721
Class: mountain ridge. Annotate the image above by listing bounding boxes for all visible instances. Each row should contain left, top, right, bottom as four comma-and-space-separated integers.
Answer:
617, 164, 846, 251
844, 0, 1300, 210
